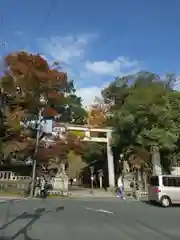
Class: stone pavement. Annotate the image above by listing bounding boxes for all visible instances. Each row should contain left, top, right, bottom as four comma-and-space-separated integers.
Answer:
68, 186, 135, 199
69, 188, 117, 198
0, 187, 138, 200
0, 191, 135, 201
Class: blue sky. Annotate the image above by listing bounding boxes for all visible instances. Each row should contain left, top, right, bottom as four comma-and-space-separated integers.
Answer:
1, 0, 180, 106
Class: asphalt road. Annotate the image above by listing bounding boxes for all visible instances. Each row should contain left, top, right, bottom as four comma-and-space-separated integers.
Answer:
0, 198, 180, 240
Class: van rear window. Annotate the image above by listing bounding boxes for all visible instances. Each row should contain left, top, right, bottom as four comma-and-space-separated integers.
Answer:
150, 176, 159, 186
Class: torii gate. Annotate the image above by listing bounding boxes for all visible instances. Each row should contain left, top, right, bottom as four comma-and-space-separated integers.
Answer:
52, 123, 115, 188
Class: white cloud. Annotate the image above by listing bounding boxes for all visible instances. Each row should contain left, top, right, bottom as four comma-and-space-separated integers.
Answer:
85, 56, 139, 76
76, 86, 102, 107
39, 33, 141, 107
76, 81, 110, 108
174, 76, 180, 90
40, 36, 86, 64
39, 33, 97, 65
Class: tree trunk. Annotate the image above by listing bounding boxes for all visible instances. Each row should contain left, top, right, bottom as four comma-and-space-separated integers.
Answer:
151, 145, 162, 175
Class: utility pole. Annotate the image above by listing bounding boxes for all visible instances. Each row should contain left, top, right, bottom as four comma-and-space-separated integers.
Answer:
30, 108, 43, 197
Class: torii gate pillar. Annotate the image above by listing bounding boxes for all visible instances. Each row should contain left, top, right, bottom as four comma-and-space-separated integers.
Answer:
107, 130, 115, 188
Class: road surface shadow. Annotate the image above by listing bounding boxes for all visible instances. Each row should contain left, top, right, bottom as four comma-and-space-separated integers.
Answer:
0, 212, 28, 231
0, 205, 64, 239
141, 200, 161, 207
0, 200, 16, 205
142, 200, 180, 208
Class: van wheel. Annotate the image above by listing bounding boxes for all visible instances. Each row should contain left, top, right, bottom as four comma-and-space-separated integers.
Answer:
160, 196, 171, 207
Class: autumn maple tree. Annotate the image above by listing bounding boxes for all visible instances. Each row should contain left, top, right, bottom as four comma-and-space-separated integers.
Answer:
35, 132, 85, 173
0, 51, 85, 166
87, 102, 109, 127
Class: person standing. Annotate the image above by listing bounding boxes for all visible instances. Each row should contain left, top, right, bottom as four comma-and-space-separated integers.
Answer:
70, 178, 73, 186
117, 175, 125, 200
40, 177, 48, 198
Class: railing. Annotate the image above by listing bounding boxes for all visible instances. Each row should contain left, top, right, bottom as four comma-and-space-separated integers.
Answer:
9, 176, 31, 181
0, 171, 12, 180
0, 171, 31, 181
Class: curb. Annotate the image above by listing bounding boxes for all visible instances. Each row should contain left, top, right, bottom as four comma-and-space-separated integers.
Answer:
69, 196, 116, 199
68, 198, 138, 202
0, 198, 27, 204
68, 196, 136, 200
0, 197, 26, 200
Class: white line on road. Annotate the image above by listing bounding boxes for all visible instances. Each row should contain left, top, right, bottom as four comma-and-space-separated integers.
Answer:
85, 207, 114, 214
98, 209, 114, 214
85, 207, 96, 211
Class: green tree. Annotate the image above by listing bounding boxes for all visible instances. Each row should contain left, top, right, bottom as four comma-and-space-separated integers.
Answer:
102, 71, 180, 172
65, 80, 88, 125
83, 142, 105, 165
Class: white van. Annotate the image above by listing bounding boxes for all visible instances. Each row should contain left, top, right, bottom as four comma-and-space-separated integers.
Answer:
148, 175, 180, 207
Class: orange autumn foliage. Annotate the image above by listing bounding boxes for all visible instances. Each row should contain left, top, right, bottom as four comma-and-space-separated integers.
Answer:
87, 103, 108, 127
0, 51, 82, 160
2, 51, 67, 112
43, 107, 58, 118
35, 133, 85, 164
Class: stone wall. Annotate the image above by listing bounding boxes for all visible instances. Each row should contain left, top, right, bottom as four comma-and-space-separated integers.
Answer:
0, 180, 30, 190
0, 171, 31, 193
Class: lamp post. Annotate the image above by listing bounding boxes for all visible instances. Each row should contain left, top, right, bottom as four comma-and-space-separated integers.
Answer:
30, 96, 46, 197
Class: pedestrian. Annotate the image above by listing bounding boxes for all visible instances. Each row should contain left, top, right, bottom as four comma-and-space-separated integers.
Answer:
40, 177, 47, 198
130, 178, 136, 199
70, 178, 73, 186
117, 175, 125, 200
